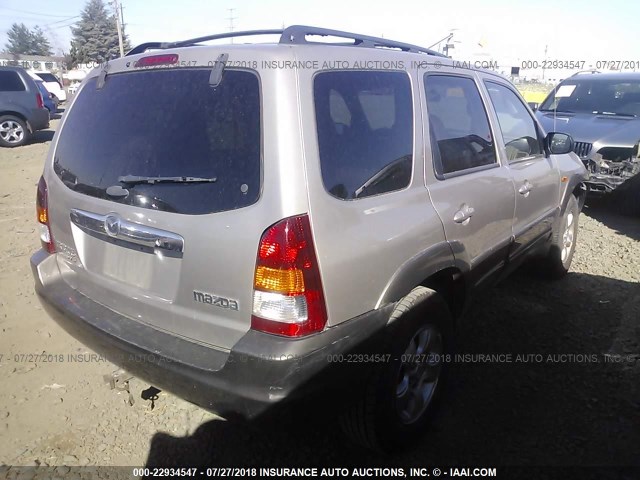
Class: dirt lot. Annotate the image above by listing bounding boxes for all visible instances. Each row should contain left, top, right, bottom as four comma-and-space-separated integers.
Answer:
0, 118, 638, 470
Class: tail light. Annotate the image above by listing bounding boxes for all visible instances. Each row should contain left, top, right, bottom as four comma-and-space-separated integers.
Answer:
251, 214, 327, 337
36, 176, 55, 253
36, 92, 44, 109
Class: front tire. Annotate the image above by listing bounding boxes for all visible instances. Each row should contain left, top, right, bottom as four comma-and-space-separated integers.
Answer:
0, 115, 30, 148
537, 195, 580, 279
340, 287, 453, 451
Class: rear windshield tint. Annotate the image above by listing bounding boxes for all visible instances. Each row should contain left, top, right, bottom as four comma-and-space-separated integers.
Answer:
54, 69, 261, 215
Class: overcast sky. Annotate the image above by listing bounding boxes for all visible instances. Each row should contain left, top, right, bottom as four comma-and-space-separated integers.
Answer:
1, 0, 638, 76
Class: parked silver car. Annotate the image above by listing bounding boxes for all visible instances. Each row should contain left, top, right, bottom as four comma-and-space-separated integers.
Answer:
31, 26, 588, 450
535, 72, 640, 214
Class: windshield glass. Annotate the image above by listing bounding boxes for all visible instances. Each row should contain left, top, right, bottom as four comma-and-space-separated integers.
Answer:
54, 68, 261, 215
539, 78, 640, 116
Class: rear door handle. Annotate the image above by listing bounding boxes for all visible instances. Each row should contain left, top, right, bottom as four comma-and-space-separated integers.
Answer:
454, 204, 475, 224
518, 181, 533, 196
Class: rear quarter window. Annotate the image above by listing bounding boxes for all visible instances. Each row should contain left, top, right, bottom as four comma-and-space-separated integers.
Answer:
54, 68, 261, 215
314, 71, 413, 200
0, 71, 26, 92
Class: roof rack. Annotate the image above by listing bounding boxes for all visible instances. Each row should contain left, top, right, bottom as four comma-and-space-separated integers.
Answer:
570, 69, 601, 76
126, 25, 447, 57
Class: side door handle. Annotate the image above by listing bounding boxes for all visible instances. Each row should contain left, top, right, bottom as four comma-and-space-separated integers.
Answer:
454, 204, 475, 224
518, 181, 533, 197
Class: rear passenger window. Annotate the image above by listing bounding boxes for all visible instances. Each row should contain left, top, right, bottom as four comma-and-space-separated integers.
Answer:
485, 81, 543, 161
314, 71, 413, 200
0, 71, 26, 92
425, 75, 497, 176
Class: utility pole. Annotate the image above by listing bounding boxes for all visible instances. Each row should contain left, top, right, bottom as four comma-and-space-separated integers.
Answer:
227, 8, 237, 43
542, 44, 548, 81
113, 0, 125, 57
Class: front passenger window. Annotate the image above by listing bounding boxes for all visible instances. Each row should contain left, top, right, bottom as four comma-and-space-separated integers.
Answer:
485, 81, 543, 161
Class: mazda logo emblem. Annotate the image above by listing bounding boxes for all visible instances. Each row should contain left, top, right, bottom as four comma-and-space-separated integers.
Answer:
104, 214, 121, 237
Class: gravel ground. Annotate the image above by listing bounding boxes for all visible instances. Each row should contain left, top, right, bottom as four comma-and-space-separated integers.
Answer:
0, 117, 638, 470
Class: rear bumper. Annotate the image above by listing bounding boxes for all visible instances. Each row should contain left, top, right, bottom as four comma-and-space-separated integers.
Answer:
29, 108, 50, 131
31, 250, 391, 419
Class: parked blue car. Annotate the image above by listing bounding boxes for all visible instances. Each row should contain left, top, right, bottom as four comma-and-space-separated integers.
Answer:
34, 79, 58, 114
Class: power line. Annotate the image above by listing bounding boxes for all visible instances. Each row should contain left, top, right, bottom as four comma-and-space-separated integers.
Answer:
43, 16, 81, 27
49, 21, 78, 30
0, 7, 76, 18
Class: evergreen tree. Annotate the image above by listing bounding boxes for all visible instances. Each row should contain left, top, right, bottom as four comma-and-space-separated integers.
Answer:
70, 0, 131, 64
31, 26, 53, 56
5, 23, 53, 55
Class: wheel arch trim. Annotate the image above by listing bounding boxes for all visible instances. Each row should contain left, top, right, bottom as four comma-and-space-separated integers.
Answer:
375, 241, 460, 309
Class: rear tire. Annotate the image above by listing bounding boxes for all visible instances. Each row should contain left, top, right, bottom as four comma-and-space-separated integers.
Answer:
535, 195, 580, 279
340, 287, 453, 452
0, 115, 30, 148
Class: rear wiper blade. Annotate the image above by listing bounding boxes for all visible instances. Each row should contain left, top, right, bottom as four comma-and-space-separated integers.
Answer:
118, 175, 217, 185
592, 111, 637, 117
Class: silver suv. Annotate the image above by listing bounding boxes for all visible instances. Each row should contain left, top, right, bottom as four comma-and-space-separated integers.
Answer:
31, 26, 588, 451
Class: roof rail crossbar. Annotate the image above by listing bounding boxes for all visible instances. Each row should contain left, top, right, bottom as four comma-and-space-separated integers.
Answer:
279, 25, 447, 57
126, 30, 284, 56
570, 69, 601, 76
126, 25, 448, 57
168, 29, 284, 48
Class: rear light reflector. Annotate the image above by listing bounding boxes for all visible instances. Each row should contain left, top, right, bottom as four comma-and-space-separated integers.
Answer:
134, 54, 179, 68
36, 92, 44, 109
251, 214, 327, 337
36, 176, 55, 253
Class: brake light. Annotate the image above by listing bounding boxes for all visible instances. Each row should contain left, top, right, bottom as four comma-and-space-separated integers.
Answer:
36, 92, 44, 109
251, 214, 327, 337
36, 176, 55, 253
134, 54, 179, 68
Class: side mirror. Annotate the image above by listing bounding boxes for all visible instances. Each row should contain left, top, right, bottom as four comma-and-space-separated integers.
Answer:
545, 132, 574, 155
527, 102, 539, 111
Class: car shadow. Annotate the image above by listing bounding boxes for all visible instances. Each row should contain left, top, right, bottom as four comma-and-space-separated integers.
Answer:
30, 129, 55, 144
583, 199, 640, 242
142, 271, 639, 468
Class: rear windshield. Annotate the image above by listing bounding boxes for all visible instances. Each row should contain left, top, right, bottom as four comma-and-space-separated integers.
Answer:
54, 69, 261, 215
36, 73, 61, 86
